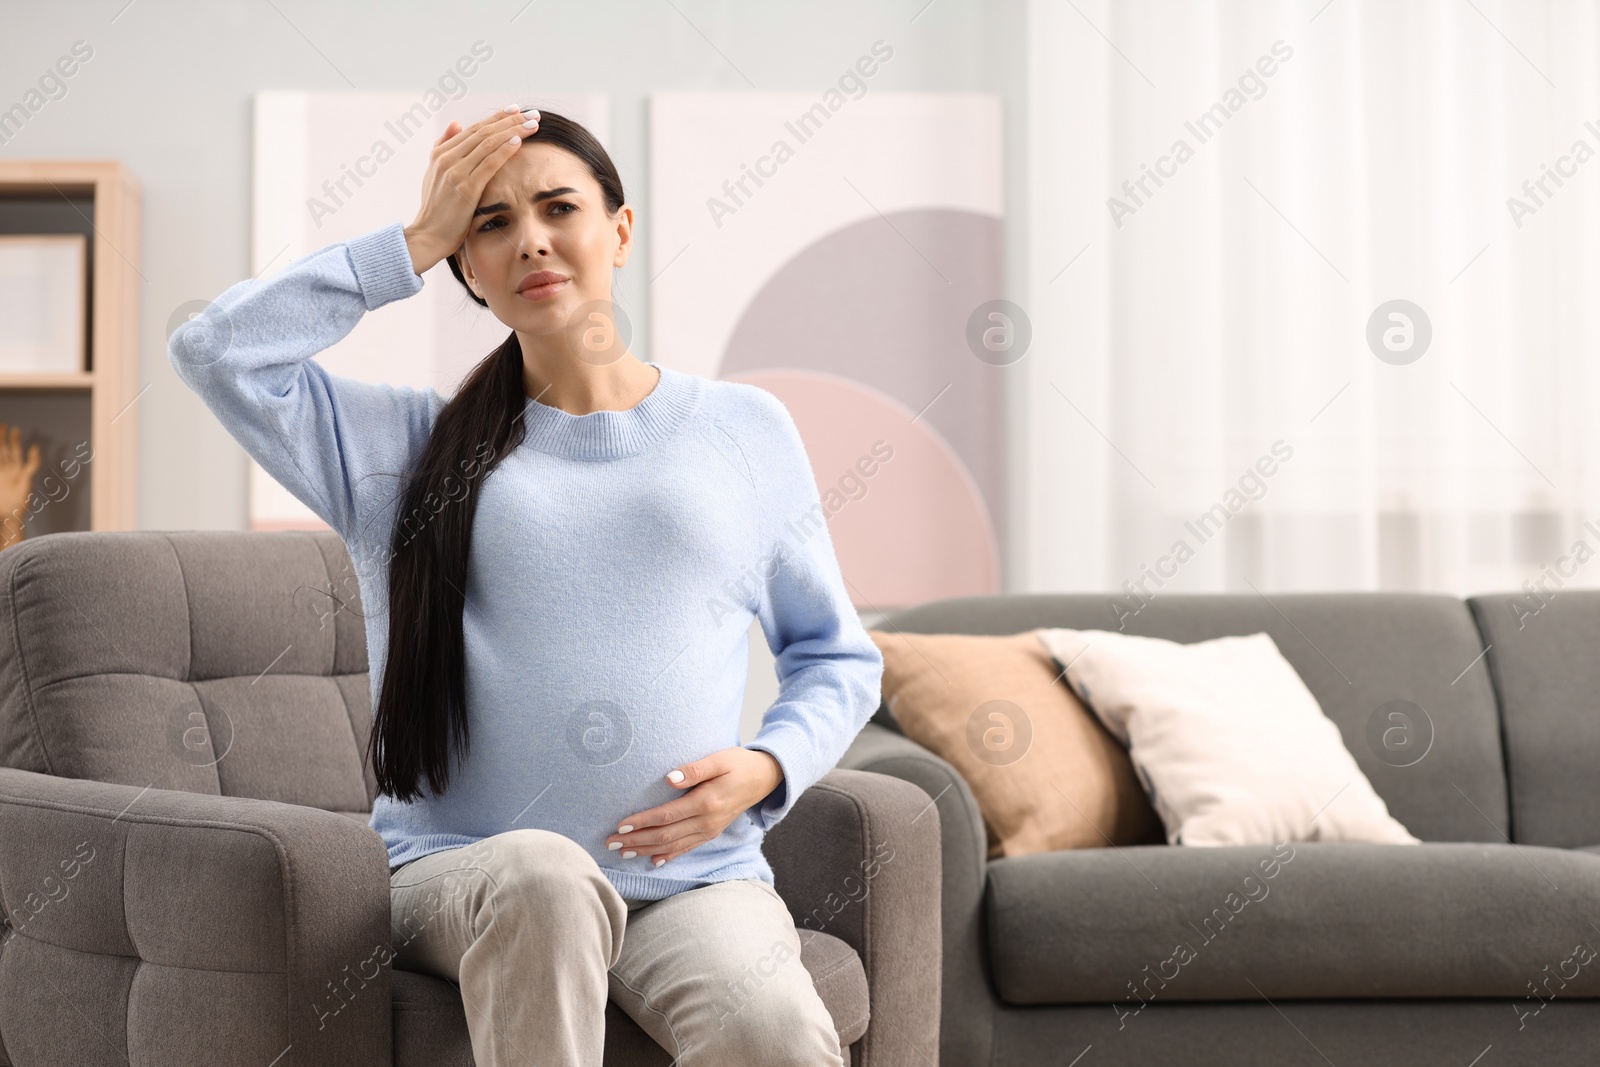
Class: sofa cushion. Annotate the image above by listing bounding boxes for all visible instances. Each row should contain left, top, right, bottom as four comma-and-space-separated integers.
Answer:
874, 592, 1509, 843
869, 629, 1160, 858
390, 930, 869, 1067
390, 970, 747, 1067
986, 841, 1600, 1004
1468, 591, 1600, 848
1035, 628, 1420, 847
795, 929, 871, 1046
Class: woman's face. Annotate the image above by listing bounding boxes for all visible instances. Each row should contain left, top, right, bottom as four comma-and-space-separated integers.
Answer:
456, 141, 632, 337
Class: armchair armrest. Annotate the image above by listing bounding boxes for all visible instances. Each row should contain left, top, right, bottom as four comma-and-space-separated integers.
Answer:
763, 766, 942, 1067
837, 722, 995, 1067
0, 768, 392, 1067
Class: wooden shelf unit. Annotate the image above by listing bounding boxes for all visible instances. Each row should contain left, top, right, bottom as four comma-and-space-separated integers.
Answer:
0, 160, 141, 532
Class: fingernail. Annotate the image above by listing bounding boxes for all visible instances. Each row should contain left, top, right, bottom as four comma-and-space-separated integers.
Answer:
608, 841, 622, 850
654, 858, 666, 867
503, 104, 519, 113
523, 117, 538, 128
618, 824, 633, 833
622, 850, 636, 859
668, 770, 685, 783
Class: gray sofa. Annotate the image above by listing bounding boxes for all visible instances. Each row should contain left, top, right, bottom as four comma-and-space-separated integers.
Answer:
0, 530, 942, 1067
840, 590, 1600, 1066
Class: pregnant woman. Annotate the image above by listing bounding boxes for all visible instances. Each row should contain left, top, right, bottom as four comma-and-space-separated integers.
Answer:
168, 105, 882, 1066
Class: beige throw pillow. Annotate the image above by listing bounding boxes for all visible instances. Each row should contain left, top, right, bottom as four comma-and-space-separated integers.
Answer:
869, 629, 1161, 859
1035, 628, 1421, 847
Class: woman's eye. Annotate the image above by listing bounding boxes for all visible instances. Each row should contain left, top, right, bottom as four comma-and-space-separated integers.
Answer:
478, 204, 571, 231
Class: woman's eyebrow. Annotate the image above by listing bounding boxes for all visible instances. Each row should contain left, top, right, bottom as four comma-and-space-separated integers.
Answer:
473, 187, 580, 216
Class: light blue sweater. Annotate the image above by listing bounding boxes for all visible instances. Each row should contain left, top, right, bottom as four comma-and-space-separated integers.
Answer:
168, 220, 884, 901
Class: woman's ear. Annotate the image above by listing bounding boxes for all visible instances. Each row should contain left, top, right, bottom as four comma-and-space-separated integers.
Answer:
456, 249, 483, 300
612, 204, 634, 268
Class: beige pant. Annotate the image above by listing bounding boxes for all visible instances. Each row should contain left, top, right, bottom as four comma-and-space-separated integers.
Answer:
388, 827, 845, 1067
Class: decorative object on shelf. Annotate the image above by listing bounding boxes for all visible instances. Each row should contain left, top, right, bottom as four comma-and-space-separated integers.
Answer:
0, 233, 86, 374
0, 420, 41, 549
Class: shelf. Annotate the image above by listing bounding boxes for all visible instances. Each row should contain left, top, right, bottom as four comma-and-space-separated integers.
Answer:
0, 373, 95, 390
0, 160, 141, 535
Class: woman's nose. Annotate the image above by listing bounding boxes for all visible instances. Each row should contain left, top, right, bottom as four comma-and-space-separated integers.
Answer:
496, 215, 549, 258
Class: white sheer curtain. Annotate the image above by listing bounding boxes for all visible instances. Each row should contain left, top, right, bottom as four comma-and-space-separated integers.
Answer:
1026, 0, 1600, 601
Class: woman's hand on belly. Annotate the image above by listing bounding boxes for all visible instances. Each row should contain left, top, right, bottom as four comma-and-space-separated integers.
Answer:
605, 747, 784, 867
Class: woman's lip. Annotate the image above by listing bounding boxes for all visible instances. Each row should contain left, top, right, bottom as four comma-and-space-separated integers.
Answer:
517, 277, 569, 300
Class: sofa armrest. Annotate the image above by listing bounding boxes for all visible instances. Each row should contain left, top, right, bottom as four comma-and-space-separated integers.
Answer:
837, 722, 995, 1067
0, 768, 392, 1067
763, 766, 942, 1067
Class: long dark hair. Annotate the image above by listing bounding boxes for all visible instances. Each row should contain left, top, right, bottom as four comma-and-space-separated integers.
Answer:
367, 110, 627, 803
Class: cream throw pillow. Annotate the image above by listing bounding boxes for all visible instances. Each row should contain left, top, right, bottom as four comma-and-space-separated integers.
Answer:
1035, 628, 1420, 847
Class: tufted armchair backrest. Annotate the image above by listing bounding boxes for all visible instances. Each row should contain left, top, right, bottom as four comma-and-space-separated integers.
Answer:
0, 530, 377, 819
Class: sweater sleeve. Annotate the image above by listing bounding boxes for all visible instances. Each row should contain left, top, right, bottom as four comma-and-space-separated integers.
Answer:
741, 391, 885, 832
166, 221, 440, 549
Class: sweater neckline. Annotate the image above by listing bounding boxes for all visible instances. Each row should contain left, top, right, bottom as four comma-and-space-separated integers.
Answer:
517, 363, 702, 460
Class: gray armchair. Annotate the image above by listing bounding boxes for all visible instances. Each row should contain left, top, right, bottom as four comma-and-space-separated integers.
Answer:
0, 530, 941, 1067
